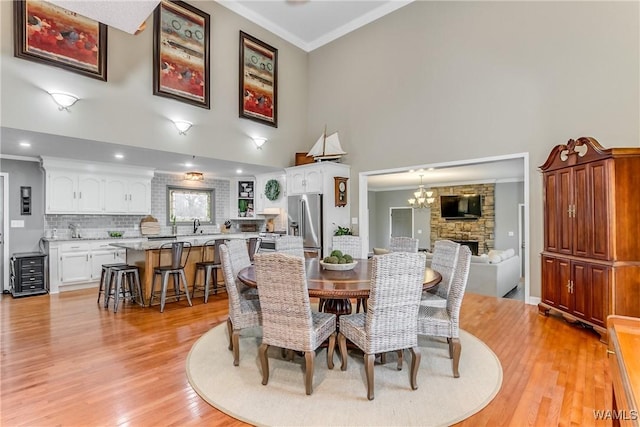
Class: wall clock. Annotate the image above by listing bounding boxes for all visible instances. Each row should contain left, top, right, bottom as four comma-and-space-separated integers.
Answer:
334, 177, 348, 207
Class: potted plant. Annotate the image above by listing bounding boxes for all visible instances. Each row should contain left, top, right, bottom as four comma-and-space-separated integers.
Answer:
238, 199, 248, 217
171, 215, 178, 235
334, 224, 353, 236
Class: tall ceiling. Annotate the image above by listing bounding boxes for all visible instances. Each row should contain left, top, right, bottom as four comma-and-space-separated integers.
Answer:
1, 0, 525, 188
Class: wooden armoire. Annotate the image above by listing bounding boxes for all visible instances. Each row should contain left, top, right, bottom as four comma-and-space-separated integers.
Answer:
539, 137, 640, 341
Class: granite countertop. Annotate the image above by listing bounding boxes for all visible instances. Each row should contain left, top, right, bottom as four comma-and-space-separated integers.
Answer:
110, 233, 259, 250
41, 232, 248, 243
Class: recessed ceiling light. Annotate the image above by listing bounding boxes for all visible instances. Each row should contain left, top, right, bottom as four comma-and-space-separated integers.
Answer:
185, 162, 193, 167
236, 169, 243, 174
19, 142, 31, 147
114, 153, 124, 159
409, 169, 415, 173
428, 167, 435, 171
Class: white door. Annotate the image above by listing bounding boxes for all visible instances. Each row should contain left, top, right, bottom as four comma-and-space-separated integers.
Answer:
390, 207, 413, 238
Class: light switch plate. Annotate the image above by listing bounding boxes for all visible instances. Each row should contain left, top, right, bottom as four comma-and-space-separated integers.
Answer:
11, 220, 25, 228
351, 217, 358, 225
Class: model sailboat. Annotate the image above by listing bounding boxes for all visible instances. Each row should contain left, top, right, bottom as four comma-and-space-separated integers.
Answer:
306, 127, 347, 161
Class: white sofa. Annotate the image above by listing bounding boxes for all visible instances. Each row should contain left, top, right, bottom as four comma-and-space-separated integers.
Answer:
426, 248, 521, 298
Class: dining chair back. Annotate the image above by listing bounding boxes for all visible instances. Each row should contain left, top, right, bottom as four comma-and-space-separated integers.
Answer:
248, 237, 261, 262
331, 235, 366, 312
331, 235, 362, 258
275, 235, 304, 257
149, 241, 192, 312
389, 236, 419, 253
417, 245, 471, 378
219, 243, 262, 366
337, 251, 426, 400
421, 240, 460, 308
254, 252, 337, 395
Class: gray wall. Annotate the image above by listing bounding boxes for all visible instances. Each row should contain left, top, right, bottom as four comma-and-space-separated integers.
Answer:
369, 189, 431, 251
494, 181, 525, 252
0, 1, 309, 169
0, 159, 44, 253
307, 1, 640, 297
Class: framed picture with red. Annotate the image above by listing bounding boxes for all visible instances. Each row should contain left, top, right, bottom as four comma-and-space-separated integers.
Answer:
153, 0, 210, 109
239, 31, 278, 127
14, 0, 107, 81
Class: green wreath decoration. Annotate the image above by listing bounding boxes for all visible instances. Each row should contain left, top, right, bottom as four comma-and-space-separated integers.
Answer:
264, 179, 280, 201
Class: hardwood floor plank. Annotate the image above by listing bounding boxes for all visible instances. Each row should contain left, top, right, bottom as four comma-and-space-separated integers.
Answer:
1, 289, 613, 426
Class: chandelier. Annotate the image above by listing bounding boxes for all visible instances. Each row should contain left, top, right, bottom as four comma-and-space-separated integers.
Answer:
408, 175, 435, 208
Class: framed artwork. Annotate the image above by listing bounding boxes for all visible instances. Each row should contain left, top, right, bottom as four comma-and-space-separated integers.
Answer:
239, 31, 278, 127
14, 0, 107, 81
334, 177, 348, 207
153, 0, 210, 109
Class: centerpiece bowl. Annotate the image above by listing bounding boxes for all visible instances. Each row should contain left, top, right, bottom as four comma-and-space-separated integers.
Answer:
319, 260, 358, 271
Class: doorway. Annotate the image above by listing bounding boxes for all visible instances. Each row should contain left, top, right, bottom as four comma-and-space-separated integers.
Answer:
390, 207, 413, 239
1, 173, 8, 294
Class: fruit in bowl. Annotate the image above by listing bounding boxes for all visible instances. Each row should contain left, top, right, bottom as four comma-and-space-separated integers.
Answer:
320, 250, 357, 270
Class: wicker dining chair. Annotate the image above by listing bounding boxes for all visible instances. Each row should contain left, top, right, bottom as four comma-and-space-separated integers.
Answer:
219, 243, 262, 366
421, 240, 460, 308
330, 235, 366, 312
275, 235, 305, 257
417, 245, 471, 378
389, 236, 419, 253
338, 251, 426, 400
254, 252, 337, 395
223, 239, 259, 300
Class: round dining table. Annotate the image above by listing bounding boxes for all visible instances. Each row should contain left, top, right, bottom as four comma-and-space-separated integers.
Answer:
237, 257, 442, 315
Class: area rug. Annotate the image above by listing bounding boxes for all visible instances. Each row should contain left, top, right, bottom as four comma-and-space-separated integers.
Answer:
186, 325, 502, 427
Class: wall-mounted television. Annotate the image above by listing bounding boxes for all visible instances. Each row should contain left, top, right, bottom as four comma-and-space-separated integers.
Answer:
440, 195, 482, 219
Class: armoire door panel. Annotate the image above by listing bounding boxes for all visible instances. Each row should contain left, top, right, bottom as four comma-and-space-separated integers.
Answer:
558, 169, 573, 255
544, 173, 559, 252
571, 261, 588, 319
588, 265, 609, 328
558, 258, 571, 312
572, 165, 590, 257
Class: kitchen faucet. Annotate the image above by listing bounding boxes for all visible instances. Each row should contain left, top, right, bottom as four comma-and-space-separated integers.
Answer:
193, 218, 200, 234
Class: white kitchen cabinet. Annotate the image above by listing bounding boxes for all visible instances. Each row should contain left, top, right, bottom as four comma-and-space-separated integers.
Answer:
60, 243, 92, 284
46, 172, 104, 213
104, 177, 151, 214
255, 172, 286, 213
43, 157, 153, 215
45, 239, 143, 293
286, 167, 323, 195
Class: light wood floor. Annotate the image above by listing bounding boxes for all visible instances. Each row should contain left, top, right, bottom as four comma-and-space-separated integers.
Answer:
1, 288, 613, 426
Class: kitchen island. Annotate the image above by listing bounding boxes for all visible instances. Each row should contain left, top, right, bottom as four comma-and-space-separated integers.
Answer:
111, 233, 259, 306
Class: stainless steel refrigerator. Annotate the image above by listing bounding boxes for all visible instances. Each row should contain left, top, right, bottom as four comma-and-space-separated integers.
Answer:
287, 194, 323, 255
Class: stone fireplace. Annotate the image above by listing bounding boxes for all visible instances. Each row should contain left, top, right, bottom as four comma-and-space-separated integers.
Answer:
429, 183, 495, 254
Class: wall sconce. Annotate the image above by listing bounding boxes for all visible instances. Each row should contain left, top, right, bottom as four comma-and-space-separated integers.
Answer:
253, 137, 267, 149
184, 171, 204, 181
173, 120, 192, 135
48, 92, 79, 111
